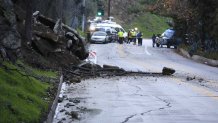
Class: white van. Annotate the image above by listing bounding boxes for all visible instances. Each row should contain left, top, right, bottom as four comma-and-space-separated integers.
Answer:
88, 20, 127, 42
96, 23, 128, 38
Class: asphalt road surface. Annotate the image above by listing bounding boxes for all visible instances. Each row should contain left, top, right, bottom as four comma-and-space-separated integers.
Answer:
53, 39, 218, 123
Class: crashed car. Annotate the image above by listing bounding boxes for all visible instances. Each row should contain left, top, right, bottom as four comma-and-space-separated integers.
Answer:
155, 29, 178, 48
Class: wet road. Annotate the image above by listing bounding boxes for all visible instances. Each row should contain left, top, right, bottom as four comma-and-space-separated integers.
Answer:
53, 39, 218, 123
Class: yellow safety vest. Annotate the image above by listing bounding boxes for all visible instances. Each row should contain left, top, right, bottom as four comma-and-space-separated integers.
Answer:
132, 31, 136, 37
118, 31, 124, 38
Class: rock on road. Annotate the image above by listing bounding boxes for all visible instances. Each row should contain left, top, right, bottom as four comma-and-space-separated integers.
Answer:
53, 39, 218, 123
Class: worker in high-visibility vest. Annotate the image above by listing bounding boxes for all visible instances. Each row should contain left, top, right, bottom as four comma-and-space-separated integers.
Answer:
118, 30, 124, 44
131, 30, 137, 45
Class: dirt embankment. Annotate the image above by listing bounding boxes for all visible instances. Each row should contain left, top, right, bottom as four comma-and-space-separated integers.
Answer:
22, 13, 89, 69
1, 1, 89, 122
1, 0, 89, 69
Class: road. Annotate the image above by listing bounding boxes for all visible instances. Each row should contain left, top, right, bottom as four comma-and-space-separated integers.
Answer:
53, 39, 218, 123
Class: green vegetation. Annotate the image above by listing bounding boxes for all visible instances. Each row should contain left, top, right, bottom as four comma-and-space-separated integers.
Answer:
0, 61, 57, 123
126, 0, 157, 14
201, 52, 218, 60
139, 0, 157, 4
16, 60, 58, 79
124, 12, 171, 38
34, 69, 57, 78
179, 44, 218, 60
77, 29, 86, 37
127, 2, 144, 14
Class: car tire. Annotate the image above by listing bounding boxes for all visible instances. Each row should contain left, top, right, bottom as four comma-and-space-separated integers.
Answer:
104, 39, 107, 44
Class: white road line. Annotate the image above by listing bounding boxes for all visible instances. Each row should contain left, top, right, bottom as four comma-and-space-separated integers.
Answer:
142, 39, 152, 56
121, 42, 152, 56
144, 47, 151, 55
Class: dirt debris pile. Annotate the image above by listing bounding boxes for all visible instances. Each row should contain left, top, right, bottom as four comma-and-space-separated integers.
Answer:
162, 67, 176, 75
31, 13, 88, 68
19, 12, 89, 69
1, 0, 89, 69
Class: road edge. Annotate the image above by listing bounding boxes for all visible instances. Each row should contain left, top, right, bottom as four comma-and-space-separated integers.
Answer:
45, 75, 63, 123
177, 48, 218, 67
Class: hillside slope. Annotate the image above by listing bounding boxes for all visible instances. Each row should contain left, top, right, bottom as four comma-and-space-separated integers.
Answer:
124, 12, 170, 38
0, 61, 57, 122
98, 0, 169, 37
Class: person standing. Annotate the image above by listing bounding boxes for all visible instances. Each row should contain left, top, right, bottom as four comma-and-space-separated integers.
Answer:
132, 30, 137, 45
127, 30, 131, 44
137, 31, 143, 46
118, 30, 124, 44
152, 34, 156, 47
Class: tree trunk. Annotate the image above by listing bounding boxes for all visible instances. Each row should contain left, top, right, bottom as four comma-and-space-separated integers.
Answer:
25, 0, 33, 44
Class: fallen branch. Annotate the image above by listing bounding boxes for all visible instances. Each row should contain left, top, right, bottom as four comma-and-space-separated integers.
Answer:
71, 65, 92, 71
124, 71, 163, 76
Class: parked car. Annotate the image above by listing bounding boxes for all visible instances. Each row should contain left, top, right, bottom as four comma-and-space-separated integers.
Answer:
90, 31, 109, 44
156, 29, 178, 48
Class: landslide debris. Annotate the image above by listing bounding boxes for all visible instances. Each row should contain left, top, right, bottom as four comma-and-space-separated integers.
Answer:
63, 63, 176, 83
0, 0, 89, 122
24, 12, 88, 69
1, 3, 89, 69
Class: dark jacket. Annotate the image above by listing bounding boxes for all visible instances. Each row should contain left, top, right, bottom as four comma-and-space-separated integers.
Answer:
152, 35, 156, 40
137, 32, 143, 38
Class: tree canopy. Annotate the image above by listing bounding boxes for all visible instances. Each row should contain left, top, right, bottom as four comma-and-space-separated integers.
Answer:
151, 0, 218, 51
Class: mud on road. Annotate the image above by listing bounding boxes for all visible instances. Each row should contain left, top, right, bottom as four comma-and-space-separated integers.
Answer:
53, 42, 218, 123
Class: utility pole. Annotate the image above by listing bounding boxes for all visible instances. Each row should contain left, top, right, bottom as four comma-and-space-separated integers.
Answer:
82, 0, 86, 32
108, 0, 111, 19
